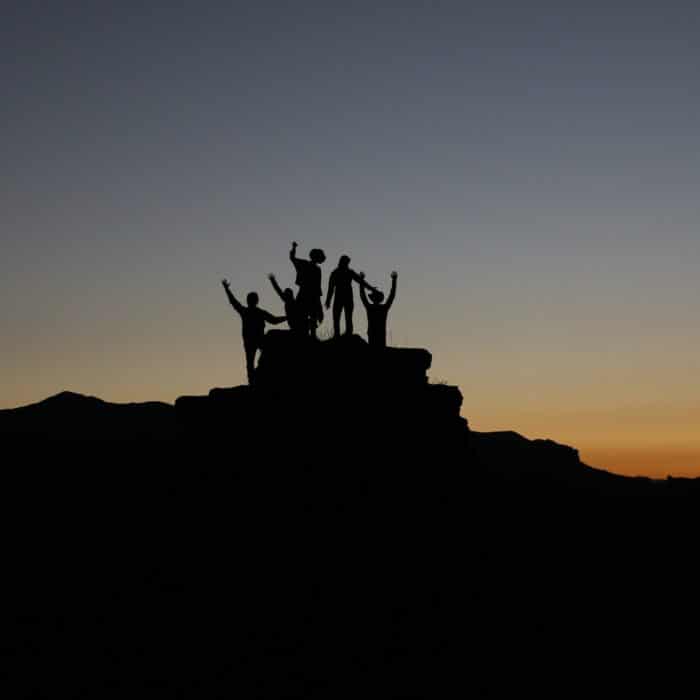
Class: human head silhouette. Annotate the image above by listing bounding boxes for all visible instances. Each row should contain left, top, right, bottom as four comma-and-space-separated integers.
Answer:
339, 255, 351, 268
310, 248, 326, 264
246, 292, 259, 307
369, 290, 384, 304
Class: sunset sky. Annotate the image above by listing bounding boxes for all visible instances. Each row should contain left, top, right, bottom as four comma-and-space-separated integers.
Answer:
3, 1, 699, 477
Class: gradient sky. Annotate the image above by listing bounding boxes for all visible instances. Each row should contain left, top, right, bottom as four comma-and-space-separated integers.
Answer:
3, 1, 699, 477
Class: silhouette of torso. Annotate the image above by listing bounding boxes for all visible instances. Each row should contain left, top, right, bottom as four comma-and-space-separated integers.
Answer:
284, 298, 305, 334
366, 304, 390, 347
329, 268, 360, 303
239, 307, 277, 344
293, 260, 322, 299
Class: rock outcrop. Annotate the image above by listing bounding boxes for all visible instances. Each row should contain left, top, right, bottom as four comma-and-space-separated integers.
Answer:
175, 332, 468, 466
3, 333, 692, 496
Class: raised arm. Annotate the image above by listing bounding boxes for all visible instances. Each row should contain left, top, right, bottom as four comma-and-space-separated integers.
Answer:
222, 279, 244, 315
385, 271, 398, 309
289, 241, 298, 263
358, 272, 370, 309
268, 273, 285, 301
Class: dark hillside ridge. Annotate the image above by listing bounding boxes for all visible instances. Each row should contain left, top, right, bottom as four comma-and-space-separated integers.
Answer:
2, 332, 698, 494
5, 332, 699, 696
0, 390, 174, 441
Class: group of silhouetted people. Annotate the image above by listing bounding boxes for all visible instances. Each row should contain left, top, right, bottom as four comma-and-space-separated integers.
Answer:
222, 242, 398, 383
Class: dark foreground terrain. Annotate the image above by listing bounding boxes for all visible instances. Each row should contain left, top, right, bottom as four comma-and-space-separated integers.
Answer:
3, 334, 698, 696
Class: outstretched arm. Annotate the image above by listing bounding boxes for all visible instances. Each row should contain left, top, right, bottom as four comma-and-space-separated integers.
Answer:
325, 270, 336, 309
289, 241, 298, 263
263, 310, 287, 325
358, 272, 370, 309
385, 271, 398, 309
222, 279, 244, 315
352, 269, 377, 293
268, 274, 285, 301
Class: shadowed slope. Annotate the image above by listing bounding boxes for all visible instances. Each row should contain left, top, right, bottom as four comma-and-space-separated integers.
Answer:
175, 333, 466, 473
4, 334, 699, 696
2, 335, 696, 493
0, 390, 175, 441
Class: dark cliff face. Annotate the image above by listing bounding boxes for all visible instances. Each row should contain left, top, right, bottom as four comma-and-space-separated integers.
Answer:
175, 331, 469, 469
170, 332, 666, 494
255, 330, 433, 390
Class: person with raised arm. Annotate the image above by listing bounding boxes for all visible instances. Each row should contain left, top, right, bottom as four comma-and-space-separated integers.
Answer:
289, 241, 326, 338
359, 270, 397, 348
221, 279, 286, 384
324, 255, 378, 338
268, 273, 304, 336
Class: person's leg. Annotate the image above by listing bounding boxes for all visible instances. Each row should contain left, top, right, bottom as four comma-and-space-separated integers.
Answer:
243, 340, 256, 384
297, 295, 311, 337
310, 303, 320, 339
345, 300, 354, 336
333, 301, 342, 337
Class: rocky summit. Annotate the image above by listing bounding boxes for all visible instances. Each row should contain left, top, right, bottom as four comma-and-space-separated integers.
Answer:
175, 331, 468, 467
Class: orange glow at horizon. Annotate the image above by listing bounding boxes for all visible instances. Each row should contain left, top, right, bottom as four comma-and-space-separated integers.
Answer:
4, 333, 699, 479
4, 2, 700, 481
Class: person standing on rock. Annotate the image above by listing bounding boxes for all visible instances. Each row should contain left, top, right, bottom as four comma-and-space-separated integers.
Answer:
221, 279, 286, 384
289, 241, 326, 338
359, 271, 397, 348
324, 255, 378, 338
268, 273, 305, 336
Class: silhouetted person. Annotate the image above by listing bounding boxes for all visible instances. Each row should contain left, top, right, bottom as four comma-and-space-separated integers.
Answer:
268, 273, 305, 336
221, 279, 286, 384
289, 241, 326, 338
325, 255, 377, 337
359, 271, 397, 348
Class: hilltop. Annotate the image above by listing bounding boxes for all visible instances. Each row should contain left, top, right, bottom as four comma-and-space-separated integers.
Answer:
2, 331, 694, 498
4, 331, 697, 695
